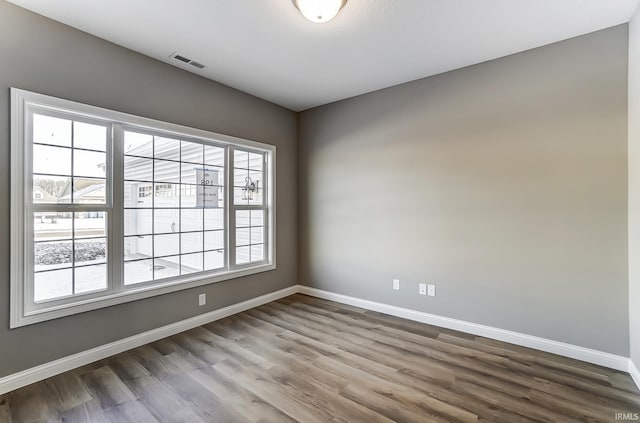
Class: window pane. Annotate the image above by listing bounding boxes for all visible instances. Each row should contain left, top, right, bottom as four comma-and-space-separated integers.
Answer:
234, 150, 249, 169
251, 227, 264, 244
74, 121, 107, 151
124, 259, 153, 285
154, 256, 180, 279
205, 230, 224, 250
154, 137, 180, 161
124, 131, 153, 157
236, 210, 250, 227
203, 166, 224, 185
248, 171, 263, 187
35, 240, 72, 272
34, 268, 72, 302
74, 238, 106, 266
125, 156, 153, 181
75, 264, 107, 294
74, 150, 106, 178
72, 178, 106, 204
181, 141, 203, 164
181, 163, 198, 185
33, 114, 71, 147
248, 153, 263, 171
236, 227, 250, 247
154, 234, 179, 257
74, 212, 106, 238
124, 181, 152, 208
154, 209, 179, 234
204, 145, 225, 167
251, 244, 264, 262
181, 209, 203, 232
205, 209, 224, 230
181, 184, 222, 208
181, 232, 203, 254
233, 187, 249, 206
248, 195, 263, 206
33, 175, 70, 204
205, 250, 224, 270
181, 253, 203, 275
248, 171, 263, 205
124, 209, 152, 236
124, 236, 152, 261
190, 184, 222, 208
204, 185, 223, 208
34, 212, 72, 241
234, 168, 249, 187
154, 183, 180, 207
250, 210, 264, 227
236, 246, 250, 265
179, 184, 197, 208
33, 144, 71, 176
154, 159, 180, 183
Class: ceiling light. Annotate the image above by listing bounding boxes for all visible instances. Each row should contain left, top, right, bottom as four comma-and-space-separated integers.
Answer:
293, 0, 347, 24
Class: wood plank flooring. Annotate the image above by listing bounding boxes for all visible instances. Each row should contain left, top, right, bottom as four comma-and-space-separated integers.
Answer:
1, 294, 639, 422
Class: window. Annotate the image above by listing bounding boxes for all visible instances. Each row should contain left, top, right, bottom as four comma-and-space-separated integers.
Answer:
10, 88, 275, 327
232, 150, 267, 265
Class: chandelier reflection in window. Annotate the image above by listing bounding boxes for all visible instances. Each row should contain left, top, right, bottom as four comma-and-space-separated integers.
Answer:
242, 176, 260, 201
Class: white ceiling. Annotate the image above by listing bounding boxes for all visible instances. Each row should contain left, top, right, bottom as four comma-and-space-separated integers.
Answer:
8, 0, 640, 111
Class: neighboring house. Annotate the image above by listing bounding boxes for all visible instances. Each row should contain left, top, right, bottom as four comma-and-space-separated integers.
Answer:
57, 182, 106, 219
57, 181, 106, 206
33, 187, 59, 223
32, 186, 56, 203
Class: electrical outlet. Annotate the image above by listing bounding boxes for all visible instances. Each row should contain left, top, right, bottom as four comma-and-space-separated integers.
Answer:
393, 279, 400, 290
428, 284, 436, 297
419, 283, 427, 295
198, 293, 206, 306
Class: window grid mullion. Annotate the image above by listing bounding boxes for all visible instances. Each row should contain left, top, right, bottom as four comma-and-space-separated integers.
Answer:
70, 116, 76, 295
202, 159, 206, 271
178, 140, 181, 276
151, 136, 156, 281
111, 124, 125, 292
228, 145, 236, 269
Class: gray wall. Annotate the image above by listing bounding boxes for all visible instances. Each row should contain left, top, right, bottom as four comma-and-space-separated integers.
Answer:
630, 6, 640, 368
299, 26, 629, 355
0, 2, 297, 378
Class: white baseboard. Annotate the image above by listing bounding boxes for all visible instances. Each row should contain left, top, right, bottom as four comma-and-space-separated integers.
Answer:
1, 284, 637, 397
630, 360, 640, 390
0, 285, 298, 396
298, 286, 631, 372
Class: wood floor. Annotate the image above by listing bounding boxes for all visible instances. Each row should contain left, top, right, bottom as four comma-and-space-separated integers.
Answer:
1, 294, 639, 423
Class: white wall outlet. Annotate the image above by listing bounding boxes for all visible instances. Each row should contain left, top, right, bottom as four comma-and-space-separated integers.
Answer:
198, 293, 206, 306
393, 279, 400, 290
428, 284, 436, 297
419, 283, 427, 295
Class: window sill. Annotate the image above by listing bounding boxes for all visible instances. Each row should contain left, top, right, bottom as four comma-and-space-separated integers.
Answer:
12, 263, 276, 328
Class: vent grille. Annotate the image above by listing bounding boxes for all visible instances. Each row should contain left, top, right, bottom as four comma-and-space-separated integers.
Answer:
173, 54, 190, 63
170, 53, 206, 70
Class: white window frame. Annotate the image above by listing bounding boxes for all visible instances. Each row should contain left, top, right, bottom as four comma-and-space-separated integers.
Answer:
10, 88, 276, 328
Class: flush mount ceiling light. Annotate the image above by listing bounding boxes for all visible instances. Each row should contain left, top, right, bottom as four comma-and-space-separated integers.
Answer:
293, 0, 347, 24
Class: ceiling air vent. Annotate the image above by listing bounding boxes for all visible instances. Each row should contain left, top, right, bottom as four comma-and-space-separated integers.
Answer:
170, 53, 206, 70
